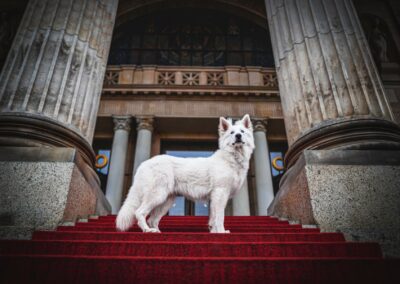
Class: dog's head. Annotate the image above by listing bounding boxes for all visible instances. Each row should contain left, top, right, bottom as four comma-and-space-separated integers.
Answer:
218, 114, 255, 154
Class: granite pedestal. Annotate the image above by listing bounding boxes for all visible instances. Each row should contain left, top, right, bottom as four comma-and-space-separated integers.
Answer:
0, 147, 111, 239
268, 149, 400, 257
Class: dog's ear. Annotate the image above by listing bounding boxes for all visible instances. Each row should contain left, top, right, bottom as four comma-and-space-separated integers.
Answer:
241, 114, 253, 130
219, 117, 231, 133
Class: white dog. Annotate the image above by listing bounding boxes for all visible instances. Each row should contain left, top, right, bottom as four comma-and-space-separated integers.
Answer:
116, 114, 255, 233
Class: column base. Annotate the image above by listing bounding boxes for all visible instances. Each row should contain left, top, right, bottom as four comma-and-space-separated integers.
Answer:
269, 149, 400, 257
0, 147, 111, 239
0, 112, 95, 167
284, 118, 400, 168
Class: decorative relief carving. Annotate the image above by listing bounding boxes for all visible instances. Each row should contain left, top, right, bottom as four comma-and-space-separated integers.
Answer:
207, 72, 224, 85
182, 72, 200, 86
104, 70, 120, 85
253, 120, 267, 132
158, 71, 175, 85
113, 116, 131, 131
136, 117, 154, 132
262, 72, 277, 88
102, 66, 279, 97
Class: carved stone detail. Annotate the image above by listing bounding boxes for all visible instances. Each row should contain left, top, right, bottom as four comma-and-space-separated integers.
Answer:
253, 120, 267, 132
113, 116, 131, 132
158, 72, 175, 85
207, 72, 224, 86
105, 71, 120, 85
136, 117, 154, 132
182, 72, 200, 86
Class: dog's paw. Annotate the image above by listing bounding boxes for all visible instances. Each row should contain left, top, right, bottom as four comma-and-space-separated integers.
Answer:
144, 228, 160, 233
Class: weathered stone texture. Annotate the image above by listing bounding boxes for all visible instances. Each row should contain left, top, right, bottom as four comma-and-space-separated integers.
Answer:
0, 147, 111, 239
269, 150, 400, 257
265, 0, 394, 145
0, 0, 118, 143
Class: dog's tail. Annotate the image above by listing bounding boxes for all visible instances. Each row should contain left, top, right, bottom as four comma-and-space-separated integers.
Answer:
116, 182, 141, 232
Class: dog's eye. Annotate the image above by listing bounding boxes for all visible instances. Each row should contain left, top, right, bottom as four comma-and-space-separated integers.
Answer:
230, 131, 234, 134
240, 130, 244, 133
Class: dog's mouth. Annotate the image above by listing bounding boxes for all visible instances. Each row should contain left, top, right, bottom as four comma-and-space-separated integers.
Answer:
233, 140, 245, 146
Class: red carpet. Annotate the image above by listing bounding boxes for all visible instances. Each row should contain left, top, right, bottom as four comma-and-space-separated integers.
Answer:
0, 216, 398, 283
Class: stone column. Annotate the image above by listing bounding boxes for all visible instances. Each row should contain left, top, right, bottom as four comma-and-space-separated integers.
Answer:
232, 179, 250, 216
0, 0, 118, 238
265, 0, 400, 167
132, 117, 154, 177
0, 0, 119, 166
106, 116, 131, 214
253, 120, 274, 216
265, 0, 400, 256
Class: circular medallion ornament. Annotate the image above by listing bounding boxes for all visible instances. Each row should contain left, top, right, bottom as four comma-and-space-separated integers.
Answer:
272, 156, 284, 171
95, 154, 108, 169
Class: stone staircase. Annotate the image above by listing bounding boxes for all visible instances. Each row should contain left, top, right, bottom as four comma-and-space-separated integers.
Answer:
0, 216, 398, 283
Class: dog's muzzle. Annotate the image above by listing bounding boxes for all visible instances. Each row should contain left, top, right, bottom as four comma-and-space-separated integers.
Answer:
233, 133, 244, 145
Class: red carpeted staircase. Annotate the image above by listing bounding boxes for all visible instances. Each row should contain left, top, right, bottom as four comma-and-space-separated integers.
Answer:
0, 216, 398, 283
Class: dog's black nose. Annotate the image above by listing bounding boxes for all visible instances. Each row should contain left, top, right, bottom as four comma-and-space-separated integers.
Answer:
235, 133, 242, 140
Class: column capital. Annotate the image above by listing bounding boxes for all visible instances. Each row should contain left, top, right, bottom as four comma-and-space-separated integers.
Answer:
136, 117, 154, 132
113, 116, 132, 132
253, 119, 268, 132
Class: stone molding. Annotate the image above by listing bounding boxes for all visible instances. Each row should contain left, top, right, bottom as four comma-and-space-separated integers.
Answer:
253, 120, 268, 132
136, 117, 154, 132
112, 116, 132, 132
102, 65, 279, 97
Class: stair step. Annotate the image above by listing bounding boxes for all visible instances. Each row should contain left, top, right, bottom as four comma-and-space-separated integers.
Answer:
56, 226, 318, 233
1, 255, 397, 283
0, 240, 382, 257
33, 231, 345, 242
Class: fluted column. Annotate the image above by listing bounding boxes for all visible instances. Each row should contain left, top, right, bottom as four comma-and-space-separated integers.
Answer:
265, 0, 400, 167
232, 179, 250, 216
0, 0, 119, 166
106, 116, 131, 214
254, 120, 274, 216
132, 117, 154, 177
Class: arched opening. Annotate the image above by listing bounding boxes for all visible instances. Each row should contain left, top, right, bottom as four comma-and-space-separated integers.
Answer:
95, 1, 288, 215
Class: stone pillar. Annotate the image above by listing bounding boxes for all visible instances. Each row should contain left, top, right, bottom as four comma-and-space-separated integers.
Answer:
265, 0, 400, 256
106, 116, 131, 214
265, 0, 400, 166
253, 120, 275, 216
0, 0, 118, 238
132, 117, 154, 177
0, 0, 119, 165
232, 179, 250, 216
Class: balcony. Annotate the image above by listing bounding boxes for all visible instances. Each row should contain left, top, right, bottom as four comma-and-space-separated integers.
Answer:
102, 66, 279, 97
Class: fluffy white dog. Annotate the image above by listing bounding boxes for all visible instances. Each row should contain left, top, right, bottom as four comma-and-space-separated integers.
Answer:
116, 114, 255, 233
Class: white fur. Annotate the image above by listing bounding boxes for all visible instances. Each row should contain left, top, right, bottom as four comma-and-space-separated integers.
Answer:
116, 114, 255, 233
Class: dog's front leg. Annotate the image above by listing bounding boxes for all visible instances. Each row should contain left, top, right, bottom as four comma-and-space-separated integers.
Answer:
209, 189, 230, 233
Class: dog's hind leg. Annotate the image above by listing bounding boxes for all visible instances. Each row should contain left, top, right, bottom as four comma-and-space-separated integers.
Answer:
135, 189, 168, 233
148, 196, 175, 232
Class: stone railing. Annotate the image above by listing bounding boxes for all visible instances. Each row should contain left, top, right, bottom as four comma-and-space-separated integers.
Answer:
102, 65, 279, 97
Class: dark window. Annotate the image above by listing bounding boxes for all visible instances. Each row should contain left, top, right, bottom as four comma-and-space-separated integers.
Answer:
108, 9, 274, 67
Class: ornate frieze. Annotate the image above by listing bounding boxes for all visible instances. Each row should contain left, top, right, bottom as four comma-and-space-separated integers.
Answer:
103, 66, 279, 97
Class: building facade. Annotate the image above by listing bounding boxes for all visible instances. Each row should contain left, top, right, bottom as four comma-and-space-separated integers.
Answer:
0, 0, 400, 256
